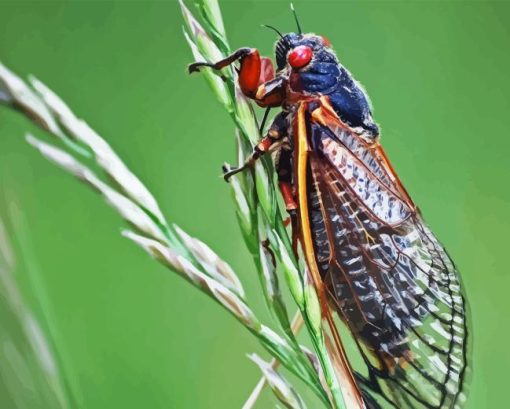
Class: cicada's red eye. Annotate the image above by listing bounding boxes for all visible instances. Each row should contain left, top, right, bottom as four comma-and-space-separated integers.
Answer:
288, 45, 313, 69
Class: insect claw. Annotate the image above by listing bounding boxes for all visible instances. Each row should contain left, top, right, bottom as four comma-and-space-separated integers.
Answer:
188, 48, 252, 76
189, 63, 227, 81
221, 163, 237, 182
188, 62, 208, 74
222, 166, 241, 182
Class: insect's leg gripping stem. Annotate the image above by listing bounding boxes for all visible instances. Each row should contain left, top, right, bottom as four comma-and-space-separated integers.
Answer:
223, 112, 287, 181
188, 47, 252, 74
189, 48, 277, 102
222, 136, 273, 181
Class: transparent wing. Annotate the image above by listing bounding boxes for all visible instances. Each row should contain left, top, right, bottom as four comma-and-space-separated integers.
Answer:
305, 105, 470, 408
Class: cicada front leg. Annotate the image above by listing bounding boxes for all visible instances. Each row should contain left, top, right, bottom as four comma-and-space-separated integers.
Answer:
189, 47, 286, 107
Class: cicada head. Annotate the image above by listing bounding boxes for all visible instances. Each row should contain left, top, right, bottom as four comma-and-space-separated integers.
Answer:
273, 33, 341, 98
274, 33, 335, 72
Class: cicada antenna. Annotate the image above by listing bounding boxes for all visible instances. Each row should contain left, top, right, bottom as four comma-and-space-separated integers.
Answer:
262, 24, 285, 41
262, 24, 291, 51
290, 3, 302, 35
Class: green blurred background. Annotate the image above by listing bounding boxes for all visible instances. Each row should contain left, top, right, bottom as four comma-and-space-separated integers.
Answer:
1, 0, 509, 408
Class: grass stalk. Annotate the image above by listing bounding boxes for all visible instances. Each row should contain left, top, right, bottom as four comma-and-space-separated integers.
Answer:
180, 1, 354, 408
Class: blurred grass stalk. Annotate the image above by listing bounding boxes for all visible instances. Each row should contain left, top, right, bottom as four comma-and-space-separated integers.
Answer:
0, 214, 75, 409
180, 1, 356, 408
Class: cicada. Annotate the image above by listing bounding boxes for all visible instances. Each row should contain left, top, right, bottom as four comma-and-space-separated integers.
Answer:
189, 11, 469, 409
